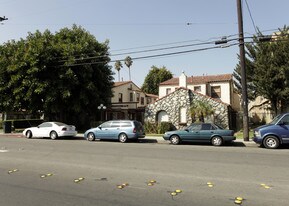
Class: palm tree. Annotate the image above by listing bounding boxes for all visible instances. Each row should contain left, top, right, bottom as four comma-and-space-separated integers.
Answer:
124, 56, 133, 81
114, 60, 122, 82
190, 100, 214, 122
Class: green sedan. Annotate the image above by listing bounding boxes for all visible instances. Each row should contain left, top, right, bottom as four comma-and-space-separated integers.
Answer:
163, 123, 236, 146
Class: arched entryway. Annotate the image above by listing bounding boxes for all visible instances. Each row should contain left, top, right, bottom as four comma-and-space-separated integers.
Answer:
157, 110, 169, 122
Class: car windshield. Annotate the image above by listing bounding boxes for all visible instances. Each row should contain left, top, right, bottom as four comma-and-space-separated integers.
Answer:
269, 114, 283, 125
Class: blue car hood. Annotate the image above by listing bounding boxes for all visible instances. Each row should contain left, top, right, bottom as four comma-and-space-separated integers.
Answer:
255, 124, 273, 131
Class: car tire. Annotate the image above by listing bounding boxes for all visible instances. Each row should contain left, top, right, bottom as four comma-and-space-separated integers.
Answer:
26, 130, 32, 139
50, 131, 58, 140
119, 133, 128, 143
87, 132, 95, 141
263, 136, 280, 149
170, 135, 180, 145
211, 136, 223, 146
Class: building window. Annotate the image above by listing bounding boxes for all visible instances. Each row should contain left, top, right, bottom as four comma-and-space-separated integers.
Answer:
194, 86, 201, 92
179, 107, 187, 123
118, 93, 123, 102
147, 98, 151, 104
141, 97, 144, 105
211, 86, 221, 98
157, 110, 169, 122
166, 88, 171, 95
136, 93, 140, 102
130, 92, 133, 102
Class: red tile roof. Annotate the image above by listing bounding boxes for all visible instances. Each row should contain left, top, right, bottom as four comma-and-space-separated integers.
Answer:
160, 74, 232, 85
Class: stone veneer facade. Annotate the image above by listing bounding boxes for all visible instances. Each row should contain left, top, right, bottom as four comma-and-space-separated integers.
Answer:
145, 87, 231, 129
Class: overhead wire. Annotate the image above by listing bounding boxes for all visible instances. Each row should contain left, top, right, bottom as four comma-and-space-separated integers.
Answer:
55, 28, 278, 62
56, 33, 289, 68
59, 43, 240, 67
244, 0, 258, 34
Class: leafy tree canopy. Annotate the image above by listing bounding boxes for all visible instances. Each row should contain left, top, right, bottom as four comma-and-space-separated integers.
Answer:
233, 26, 289, 115
141, 66, 173, 95
0, 25, 114, 129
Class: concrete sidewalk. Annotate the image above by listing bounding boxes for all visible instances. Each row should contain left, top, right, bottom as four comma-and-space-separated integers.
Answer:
0, 132, 256, 147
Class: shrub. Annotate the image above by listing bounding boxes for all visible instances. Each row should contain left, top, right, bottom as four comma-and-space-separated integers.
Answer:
157, 122, 175, 134
144, 121, 158, 134
144, 121, 175, 134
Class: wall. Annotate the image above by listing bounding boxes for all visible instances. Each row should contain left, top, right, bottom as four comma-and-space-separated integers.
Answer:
159, 85, 176, 98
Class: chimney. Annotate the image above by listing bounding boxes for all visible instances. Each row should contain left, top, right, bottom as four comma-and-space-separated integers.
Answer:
179, 71, 187, 88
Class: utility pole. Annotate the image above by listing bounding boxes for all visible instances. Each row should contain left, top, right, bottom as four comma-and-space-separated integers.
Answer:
237, 0, 249, 141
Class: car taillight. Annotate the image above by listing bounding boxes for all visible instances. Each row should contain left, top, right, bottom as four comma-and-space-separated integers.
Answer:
133, 128, 136, 133
62, 127, 67, 131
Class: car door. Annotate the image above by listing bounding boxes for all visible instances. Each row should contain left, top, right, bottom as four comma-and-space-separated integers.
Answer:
277, 114, 289, 143
185, 124, 201, 141
109, 121, 122, 139
95, 121, 112, 139
35, 122, 53, 137
199, 123, 215, 142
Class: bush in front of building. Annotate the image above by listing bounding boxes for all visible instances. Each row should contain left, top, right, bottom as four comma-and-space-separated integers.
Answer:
144, 121, 175, 134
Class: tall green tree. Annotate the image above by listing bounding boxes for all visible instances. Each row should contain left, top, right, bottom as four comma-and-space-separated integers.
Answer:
114, 60, 122, 82
124, 56, 133, 81
0, 25, 114, 129
233, 26, 289, 115
141, 66, 173, 95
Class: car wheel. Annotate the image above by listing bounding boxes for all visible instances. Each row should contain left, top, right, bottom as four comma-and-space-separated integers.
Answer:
263, 136, 279, 149
211, 136, 223, 146
119, 133, 128, 143
50, 131, 58, 140
170, 135, 180, 145
87, 132, 95, 141
26, 130, 32, 139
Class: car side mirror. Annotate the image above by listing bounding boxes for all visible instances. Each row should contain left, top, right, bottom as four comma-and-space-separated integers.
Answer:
185, 129, 189, 132
98, 126, 102, 130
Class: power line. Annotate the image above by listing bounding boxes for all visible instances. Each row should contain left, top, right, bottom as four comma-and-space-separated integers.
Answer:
62, 40, 222, 63
59, 44, 238, 67
55, 28, 278, 62
244, 0, 258, 34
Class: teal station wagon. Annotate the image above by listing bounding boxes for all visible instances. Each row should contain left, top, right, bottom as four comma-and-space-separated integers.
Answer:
163, 123, 235, 146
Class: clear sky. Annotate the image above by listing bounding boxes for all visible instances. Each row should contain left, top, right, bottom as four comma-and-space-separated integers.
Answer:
1, 0, 288, 87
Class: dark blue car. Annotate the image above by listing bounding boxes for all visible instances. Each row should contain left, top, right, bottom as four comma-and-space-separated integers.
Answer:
253, 113, 289, 149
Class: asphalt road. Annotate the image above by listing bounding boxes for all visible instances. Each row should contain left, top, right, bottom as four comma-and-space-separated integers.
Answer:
0, 136, 289, 206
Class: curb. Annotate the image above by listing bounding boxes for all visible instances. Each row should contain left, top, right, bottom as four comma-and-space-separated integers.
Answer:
0, 133, 256, 147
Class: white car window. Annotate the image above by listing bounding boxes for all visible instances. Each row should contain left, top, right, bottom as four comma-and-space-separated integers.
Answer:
120, 121, 132, 128
39, 123, 52, 128
101, 122, 111, 128
54, 122, 67, 127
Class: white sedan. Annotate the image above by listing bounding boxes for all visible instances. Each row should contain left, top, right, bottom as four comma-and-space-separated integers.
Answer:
23, 122, 77, 140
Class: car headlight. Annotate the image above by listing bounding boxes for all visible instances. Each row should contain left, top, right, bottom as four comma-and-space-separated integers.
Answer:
254, 130, 260, 136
